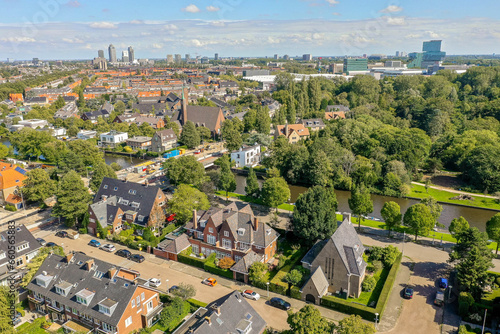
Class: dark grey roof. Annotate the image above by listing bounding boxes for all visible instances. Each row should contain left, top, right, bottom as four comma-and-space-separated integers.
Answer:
302, 118, 325, 128
25, 97, 48, 104
219, 81, 239, 88
93, 177, 163, 227
153, 129, 177, 142
326, 104, 350, 112
101, 102, 114, 114
330, 219, 366, 276
82, 109, 109, 120
231, 251, 262, 274
89, 196, 119, 228
132, 102, 167, 114
172, 291, 266, 334
0, 225, 42, 268
172, 105, 223, 132
302, 266, 329, 297
156, 234, 190, 254
301, 239, 328, 266
26, 253, 144, 326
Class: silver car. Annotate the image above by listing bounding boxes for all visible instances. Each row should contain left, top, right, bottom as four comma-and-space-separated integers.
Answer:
100, 244, 116, 252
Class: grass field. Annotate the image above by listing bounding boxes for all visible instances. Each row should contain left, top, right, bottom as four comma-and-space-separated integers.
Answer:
409, 184, 500, 211
16, 318, 47, 334
348, 267, 390, 306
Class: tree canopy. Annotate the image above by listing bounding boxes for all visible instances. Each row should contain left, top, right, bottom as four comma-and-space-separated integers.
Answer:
167, 184, 210, 223
261, 176, 290, 212
164, 155, 207, 187
52, 170, 92, 227
287, 305, 333, 334
403, 203, 435, 241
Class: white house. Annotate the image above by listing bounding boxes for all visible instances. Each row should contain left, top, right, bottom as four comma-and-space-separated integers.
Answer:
18, 119, 48, 129
40, 127, 66, 138
230, 144, 261, 168
77, 130, 97, 140
99, 130, 129, 148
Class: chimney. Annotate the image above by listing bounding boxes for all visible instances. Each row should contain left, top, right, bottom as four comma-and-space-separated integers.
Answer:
86, 259, 94, 271
204, 316, 211, 325
65, 253, 74, 263
343, 212, 351, 224
253, 217, 259, 231
193, 209, 198, 229
108, 267, 117, 278
216, 306, 221, 316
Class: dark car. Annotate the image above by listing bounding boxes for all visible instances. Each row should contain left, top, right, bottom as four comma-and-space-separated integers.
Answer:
116, 249, 132, 259
36, 238, 46, 246
169, 285, 179, 293
46, 242, 58, 247
55, 231, 68, 238
269, 297, 291, 310
75, 251, 86, 256
404, 287, 414, 299
130, 254, 145, 263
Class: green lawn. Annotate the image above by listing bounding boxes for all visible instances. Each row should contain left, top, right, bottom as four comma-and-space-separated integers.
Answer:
215, 191, 295, 211
482, 288, 500, 305
409, 184, 500, 211
16, 318, 47, 334
348, 268, 390, 306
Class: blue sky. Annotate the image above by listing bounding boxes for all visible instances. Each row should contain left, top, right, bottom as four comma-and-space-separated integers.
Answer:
1, 0, 500, 59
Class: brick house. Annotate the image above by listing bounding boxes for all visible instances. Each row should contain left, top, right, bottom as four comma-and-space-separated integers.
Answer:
153, 234, 191, 261
151, 129, 177, 153
87, 178, 166, 235
274, 123, 310, 144
184, 202, 279, 283
0, 162, 27, 207
300, 213, 367, 303
27, 253, 163, 333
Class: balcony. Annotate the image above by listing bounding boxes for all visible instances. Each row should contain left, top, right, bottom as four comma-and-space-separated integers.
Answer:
47, 303, 64, 313
96, 327, 117, 334
28, 295, 44, 304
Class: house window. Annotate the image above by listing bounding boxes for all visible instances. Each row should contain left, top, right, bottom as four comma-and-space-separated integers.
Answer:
222, 239, 231, 249
0, 253, 5, 260
224, 231, 229, 237
147, 301, 153, 313
207, 235, 216, 245
196, 232, 203, 240
125, 316, 132, 327
208, 227, 213, 233
131, 299, 135, 308
72, 308, 78, 315
141, 292, 145, 301
235, 255, 242, 263
138, 215, 144, 222
16, 258, 23, 266
136, 296, 140, 306
192, 244, 199, 254
113, 187, 118, 191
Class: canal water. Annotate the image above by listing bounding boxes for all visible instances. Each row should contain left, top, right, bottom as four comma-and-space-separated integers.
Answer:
234, 174, 497, 232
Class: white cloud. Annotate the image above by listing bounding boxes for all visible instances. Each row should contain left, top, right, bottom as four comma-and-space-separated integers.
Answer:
152, 43, 163, 49
182, 4, 200, 13
0, 37, 36, 43
332, 12, 341, 16
210, 21, 226, 27
65, 1, 81, 8
129, 20, 143, 25
111, 34, 119, 38
426, 30, 443, 38
206, 6, 220, 12
385, 16, 406, 26
62, 37, 84, 44
164, 24, 178, 30
380, 5, 403, 13
89, 22, 117, 29
141, 32, 151, 36
326, 0, 339, 5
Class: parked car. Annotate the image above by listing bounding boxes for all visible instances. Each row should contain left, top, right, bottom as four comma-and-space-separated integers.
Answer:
55, 231, 68, 238
130, 254, 145, 263
36, 238, 46, 246
169, 285, 179, 293
88, 239, 101, 247
439, 278, 448, 289
242, 290, 260, 300
100, 244, 116, 252
404, 287, 414, 299
46, 242, 57, 247
202, 278, 217, 287
148, 278, 161, 287
434, 291, 445, 306
269, 297, 291, 310
115, 249, 131, 259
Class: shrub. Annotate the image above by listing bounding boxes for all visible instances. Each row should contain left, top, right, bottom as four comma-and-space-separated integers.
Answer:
276, 256, 286, 271
178, 247, 206, 269
459, 292, 475, 317
79, 227, 87, 234
249, 262, 268, 285
290, 286, 302, 300
218, 257, 235, 270
368, 246, 384, 262
187, 298, 208, 312
5, 204, 17, 212
119, 229, 134, 237
362, 275, 376, 292
372, 260, 383, 272
284, 269, 303, 286
382, 245, 399, 267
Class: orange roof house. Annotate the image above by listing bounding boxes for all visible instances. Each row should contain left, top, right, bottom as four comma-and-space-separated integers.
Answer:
9, 94, 24, 102
274, 124, 310, 144
0, 162, 27, 207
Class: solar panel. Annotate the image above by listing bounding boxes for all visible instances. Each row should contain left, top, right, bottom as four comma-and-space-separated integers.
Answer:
14, 166, 27, 175
245, 313, 252, 320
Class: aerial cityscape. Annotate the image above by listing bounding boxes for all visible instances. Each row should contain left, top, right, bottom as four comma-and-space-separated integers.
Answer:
1, 1, 500, 334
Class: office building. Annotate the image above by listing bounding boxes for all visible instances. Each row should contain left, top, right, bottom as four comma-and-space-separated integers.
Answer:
108, 44, 117, 62
185, 54, 190, 61
166, 54, 173, 64
128, 46, 135, 62
283, 54, 290, 60
98, 50, 104, 58
32, 58, 39, 65
274, 54, 279, 60
92, 57, 107, 70
408, 40, 446, 69
343, 58, 368, 74
174, 54, 181, 63
214, 53, 219, 61
395, 51, 400, 57
121, 50, 129, 63
385, 60, 402, 68
303, 54, 312, 61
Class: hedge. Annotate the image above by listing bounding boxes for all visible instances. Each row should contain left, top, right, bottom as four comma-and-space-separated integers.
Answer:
320, 253, 402, 321
187, 298, 208, 309
177, 247, 206, 269
204, 254, 234, 279
269, 270, 288, 295
290, 286, 302, 300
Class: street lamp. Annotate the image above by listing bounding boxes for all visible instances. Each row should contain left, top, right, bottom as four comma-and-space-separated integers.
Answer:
266, 282, 270, 298
166, 279, 169, 293
375, 313, 379, 329
448, 285, 452, 301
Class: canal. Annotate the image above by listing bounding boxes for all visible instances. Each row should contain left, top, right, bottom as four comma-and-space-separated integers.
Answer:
234, 174, 497, 232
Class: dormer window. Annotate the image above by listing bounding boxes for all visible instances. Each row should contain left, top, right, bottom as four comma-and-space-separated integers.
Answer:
76, 289, 95, 305
35, 274, 53, 288
128, 190, 136, 195
98, 298, 118, 316
55, 281, 72, 297
237, 228, 245, 236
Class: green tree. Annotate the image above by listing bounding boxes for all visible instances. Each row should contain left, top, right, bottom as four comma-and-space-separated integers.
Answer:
0, 286, 17, 334
243, 109, 256, 132
170, 283, 196, 301
348, 184, 373, 230
336, 314, 375, 334
110, 162, 122, 171
403, 203, 435, 241
0, 144, 7, 159
420, 196, 443, 225
139, 122, 155, 137
292, 186, 338, 245
180, 121, 201, 149
10, 127, 54, 158
53, 95, 66, 110
22, 169, 56, 202
287, 305, 333, 334
486, 213, 500, 254
167, 184, 210, 223
90, 161, 117, 192
67, 139, 103, 168
197, 126, 211, 141
245, 167, 260, 198
114, 100, 126, 114
128, 123, 142, 137
164, 155, 207, 187
261, 176, 290, 212
67, 125, 79, 137
78, 89, 85, 108
221, 119, 242, 151
255, 106, 271, 134
218, 155, 236, 200
380, 201, 402, 236
284, 269, 303, 286
449, 227, 494, 300
52, 170, 92, 227
248, 262, 267, 284
449, 217, 470, 242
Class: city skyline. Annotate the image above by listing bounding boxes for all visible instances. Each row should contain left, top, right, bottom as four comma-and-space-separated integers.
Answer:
1, 0, 499, 59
